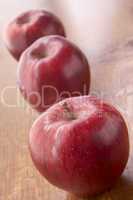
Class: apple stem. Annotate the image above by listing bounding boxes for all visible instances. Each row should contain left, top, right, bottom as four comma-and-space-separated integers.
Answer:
63, 102, 76, 120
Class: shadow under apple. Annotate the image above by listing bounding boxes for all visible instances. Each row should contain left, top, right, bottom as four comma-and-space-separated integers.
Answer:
66, 176, 133, 200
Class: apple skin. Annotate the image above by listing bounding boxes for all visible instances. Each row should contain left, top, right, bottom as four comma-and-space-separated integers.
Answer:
29, 96, 129, 197
4, 10, 66, 60
17, 35, 90, 112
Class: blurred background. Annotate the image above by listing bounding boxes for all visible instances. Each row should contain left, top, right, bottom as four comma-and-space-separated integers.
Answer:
0, 0, 133, 200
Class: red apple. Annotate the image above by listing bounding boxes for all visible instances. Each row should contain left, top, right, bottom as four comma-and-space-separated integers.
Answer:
17, 35, 90, 112
29, 95, 129, 196
4, 10, 66, 60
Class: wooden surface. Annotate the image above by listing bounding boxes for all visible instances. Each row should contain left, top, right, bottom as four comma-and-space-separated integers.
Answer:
0, 1, 133, 200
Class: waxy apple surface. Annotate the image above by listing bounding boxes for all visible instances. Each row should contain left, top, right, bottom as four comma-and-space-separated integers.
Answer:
4, 10, 66, 60
29, 96, 129, 196
17, 36, 90, 112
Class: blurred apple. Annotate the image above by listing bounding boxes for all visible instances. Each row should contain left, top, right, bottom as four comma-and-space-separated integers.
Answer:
4, 9, 66, 60
17, 35, 90, 112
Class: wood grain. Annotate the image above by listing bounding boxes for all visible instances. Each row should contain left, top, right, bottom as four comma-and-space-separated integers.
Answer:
0, 1, 133, 200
